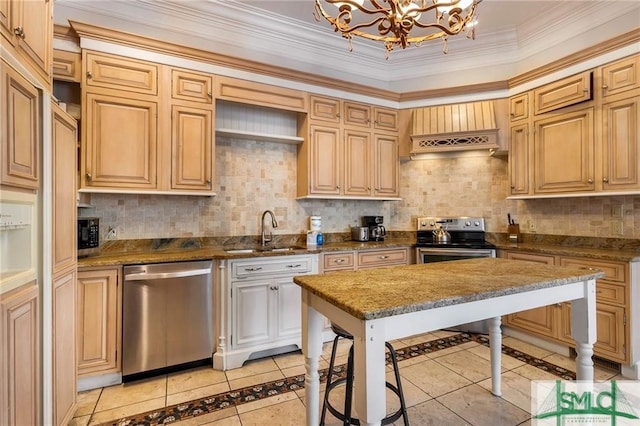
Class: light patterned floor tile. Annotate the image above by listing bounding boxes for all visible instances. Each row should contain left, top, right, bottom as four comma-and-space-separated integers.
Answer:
88, 397, 166, 425
228, 370, 285, 391
503, 337, 554, 360
169, 407, 238, 425
168, 366, 228, 395
433, 349, 493, 382
68, 414, 91, 426
166, 382, 231, 406
272, 350, 305, 370
478, 371, 535, 413
94, 376, 167, 412
400, 359, 472, 398
395, 398, 468, 425
468, 342, 527, 371
238, 398, 307, 425
224, 357, 279, 381
73, 388, 102, 417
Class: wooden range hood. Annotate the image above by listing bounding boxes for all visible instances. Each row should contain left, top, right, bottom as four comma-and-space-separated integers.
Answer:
410, 100, 499, 156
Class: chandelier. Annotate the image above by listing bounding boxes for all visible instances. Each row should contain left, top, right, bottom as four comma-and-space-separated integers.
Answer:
314, 0, 480, 56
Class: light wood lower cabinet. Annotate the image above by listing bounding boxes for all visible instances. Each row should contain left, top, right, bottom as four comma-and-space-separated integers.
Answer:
77, 267, 122, 377
52, 270, 77, 426
501, 250, 630, 363
0, 281, 40, 426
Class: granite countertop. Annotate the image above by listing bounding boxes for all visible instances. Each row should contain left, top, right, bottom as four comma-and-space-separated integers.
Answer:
77, 238, 416, 268
292, 257, 605, 320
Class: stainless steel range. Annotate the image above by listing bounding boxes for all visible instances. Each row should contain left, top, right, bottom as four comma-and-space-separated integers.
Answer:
416, 216, 496, 264
416, 216, 495, 334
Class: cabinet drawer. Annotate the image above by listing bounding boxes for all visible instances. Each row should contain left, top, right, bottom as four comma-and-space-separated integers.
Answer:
309, 95, 341, 123
85, 51, 158, 95
323, 252, 355, 271
600, 55, 640, 97
171, 69, 213, 103
231, 256, 313, 279
358, 249, 408, 268
53, 49, 81, 82
216, 75, 307, 112
596, 282, 626, 306
373, 107, 399, 132
533, 71, 592, 115
559, 257, 626, 284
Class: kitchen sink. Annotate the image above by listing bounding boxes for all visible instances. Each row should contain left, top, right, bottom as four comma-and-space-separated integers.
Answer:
224, 246, 306, 254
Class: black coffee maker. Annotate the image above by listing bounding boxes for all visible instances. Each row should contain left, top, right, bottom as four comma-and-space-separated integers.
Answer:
362, 216, 386, 241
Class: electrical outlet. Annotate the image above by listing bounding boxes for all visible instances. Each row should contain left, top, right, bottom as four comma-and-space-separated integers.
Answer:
528, 221, 536, 232
106, 227, 117, 240
611, 204, 624, 219
612, 221, 624, 235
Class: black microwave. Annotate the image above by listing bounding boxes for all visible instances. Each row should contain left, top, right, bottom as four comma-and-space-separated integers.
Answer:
78, 217, 99, 257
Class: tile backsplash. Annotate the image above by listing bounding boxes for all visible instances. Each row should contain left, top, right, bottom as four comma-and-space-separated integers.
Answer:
82, 137, 640, 241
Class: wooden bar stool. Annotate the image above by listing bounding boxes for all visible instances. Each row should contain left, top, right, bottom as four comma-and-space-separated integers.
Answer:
320, 323, 409, 426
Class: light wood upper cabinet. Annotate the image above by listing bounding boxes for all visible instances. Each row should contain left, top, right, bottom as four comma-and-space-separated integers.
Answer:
373, 133, 399, 197
533, 71, 592, 115
373, 107, 399, 132
343, 128, 371, 197
85, 51, 158, 95
299, 95, 400, 199
509, 123, 530, 195
509, 93, 529, 122
533, 107, 595, 194
599, 55, 640, 98
171, 69, 212, 104
52, 103, 77, 274
83, 92, 158, 189
215, 75, 307, 112
343, 101, 371, 128
0, 0, 51, 87
52, 49, 81, 82
1, 61, 40, 190
77, 267, 122, 377
601, 89, 640, 191
0, 281, 40, 426
171, 104, 213, 191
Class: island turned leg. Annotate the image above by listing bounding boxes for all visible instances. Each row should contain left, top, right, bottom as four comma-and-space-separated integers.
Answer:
301, 293, 324, 426
488, 316, 502, 396
571, 278, 597, 381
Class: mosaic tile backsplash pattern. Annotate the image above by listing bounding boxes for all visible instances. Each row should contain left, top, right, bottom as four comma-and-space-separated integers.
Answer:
83, 137, 640, 241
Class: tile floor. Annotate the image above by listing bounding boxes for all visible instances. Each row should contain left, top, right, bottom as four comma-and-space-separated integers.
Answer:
69, 330, 622, 426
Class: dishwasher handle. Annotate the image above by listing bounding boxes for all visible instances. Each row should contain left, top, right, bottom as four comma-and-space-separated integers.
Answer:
124, 268, 211, 281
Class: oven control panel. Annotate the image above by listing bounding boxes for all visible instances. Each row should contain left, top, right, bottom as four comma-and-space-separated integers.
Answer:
417, 217, 486, 231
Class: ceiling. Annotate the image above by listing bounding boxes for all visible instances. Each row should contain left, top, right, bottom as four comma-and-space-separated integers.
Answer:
54, 0, 640, 93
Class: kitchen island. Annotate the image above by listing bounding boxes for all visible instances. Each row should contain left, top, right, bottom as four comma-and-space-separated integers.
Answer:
294, 257, 604, 426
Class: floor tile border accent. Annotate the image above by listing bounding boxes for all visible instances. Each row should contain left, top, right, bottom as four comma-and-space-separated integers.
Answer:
98, 333, 576, 426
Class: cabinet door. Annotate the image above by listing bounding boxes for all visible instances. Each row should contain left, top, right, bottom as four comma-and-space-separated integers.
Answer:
343, 101, 371, 128
509, 123, 530, 195
309, 95, 341, 124
1, 63, 39, 189
533, 108, 594, 193
233, 280, 271, 347
52, 49, 81, 83
85, 51, 158, 95
509, 93, 529, 122
84, 93, 157, 189
171, 69, 213, 104
601, 93, 640, 191
0, 281, 39, 426
51, 104, 77, 274
14, 0, 51, 80
373, 133, 399, 197
275, 279, 301, 340
503, 252, 557, 338
343, 128, 371, 196
52, 271, 77, 426
171, 104, 213, 191
77, 268, 121, 376
308, 124, 341, 195
600, 55, 640, 98
0, 0, 13, 43
533, 71, 592, 115
373, 107, 399, 132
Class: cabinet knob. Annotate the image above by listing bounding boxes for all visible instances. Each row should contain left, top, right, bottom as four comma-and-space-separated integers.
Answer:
86, 71, 93, 79
336, 185, 340, 189
587, 178, 593, 184
336, 113, 340, 118
379, 255, 389, 259
602, 84, 609, 89
286, 264, 302, 268
207, 92, 212, 98
13, 26, 25, 39
583, 88, 589, 93
603, 177, 609, 183
206, 179, 211, 184
555, 303, 562, 308
86, 173, 92, 180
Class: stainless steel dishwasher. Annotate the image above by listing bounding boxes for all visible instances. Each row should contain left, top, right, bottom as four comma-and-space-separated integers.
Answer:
122, 260, 213, 381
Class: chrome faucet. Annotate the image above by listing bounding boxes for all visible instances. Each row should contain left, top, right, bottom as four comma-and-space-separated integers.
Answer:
261, 210, 278, 246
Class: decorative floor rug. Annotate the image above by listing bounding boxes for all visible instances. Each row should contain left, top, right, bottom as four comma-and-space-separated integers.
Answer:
100, 333, 576, 426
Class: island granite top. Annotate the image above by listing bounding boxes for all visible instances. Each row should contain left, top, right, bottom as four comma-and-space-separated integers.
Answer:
293, 257, 604, 321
